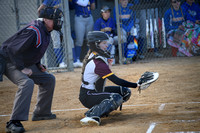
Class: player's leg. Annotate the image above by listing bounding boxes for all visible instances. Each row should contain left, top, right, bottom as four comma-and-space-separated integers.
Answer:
79, 88, 123, 125
82, 16, 94, 61
85, 16, 94, 38
29, 65, 56, 121
74, 16, 85, 67
5, 62, 34, 132
104, 86, 131, 102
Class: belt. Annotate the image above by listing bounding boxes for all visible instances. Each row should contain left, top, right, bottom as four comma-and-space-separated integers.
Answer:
81, 86, 95, 91
76, 14, 91, 18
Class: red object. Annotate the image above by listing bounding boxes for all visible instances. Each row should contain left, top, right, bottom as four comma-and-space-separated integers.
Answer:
172, 47, 178, 57
158, 17, 162, 45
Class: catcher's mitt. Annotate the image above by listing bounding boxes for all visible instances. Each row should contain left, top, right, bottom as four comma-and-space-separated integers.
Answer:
137, 71, 159, 93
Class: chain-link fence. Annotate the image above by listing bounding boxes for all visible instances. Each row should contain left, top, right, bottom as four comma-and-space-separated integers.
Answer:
0, 0, 73, 72
114, 0, 171, 64
0, 0, 199, 71
112, 0, 200, 64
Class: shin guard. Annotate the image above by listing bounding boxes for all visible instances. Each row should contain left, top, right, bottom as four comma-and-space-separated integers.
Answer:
85, 93, 123, 118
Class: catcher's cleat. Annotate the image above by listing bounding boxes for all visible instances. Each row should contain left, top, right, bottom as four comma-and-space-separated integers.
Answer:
80, 116, 100, 126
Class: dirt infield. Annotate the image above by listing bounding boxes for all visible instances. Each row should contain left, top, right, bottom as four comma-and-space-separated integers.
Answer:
0, 56, 200, 133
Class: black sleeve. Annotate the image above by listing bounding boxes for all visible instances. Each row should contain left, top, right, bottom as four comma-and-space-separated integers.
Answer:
107, 74, 138, 88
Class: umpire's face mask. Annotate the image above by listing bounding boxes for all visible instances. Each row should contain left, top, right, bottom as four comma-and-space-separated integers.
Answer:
53, 17, 63, 31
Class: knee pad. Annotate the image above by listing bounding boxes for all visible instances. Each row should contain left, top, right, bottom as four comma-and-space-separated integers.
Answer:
120, 87, 131, 102
110, 93, 123, 109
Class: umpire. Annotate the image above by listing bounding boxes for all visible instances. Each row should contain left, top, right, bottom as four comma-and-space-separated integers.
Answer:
0, 7, 63, 133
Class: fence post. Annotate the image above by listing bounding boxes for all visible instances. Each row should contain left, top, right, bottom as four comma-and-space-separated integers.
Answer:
62, 0, 74, 71
115, 0, 122, 64
14, 0, 20, 30
37, 0, 41, 8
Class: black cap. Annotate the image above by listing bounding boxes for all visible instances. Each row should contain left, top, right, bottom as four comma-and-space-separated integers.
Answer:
101, 6, 111, 13
39, 7, 64, 31
39, 7, 63, 20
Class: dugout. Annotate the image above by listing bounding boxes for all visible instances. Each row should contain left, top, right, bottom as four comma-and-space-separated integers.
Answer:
0, 0, 199, 71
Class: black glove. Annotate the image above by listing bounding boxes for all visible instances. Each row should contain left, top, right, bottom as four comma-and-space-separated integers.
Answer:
137, 71, 159, 93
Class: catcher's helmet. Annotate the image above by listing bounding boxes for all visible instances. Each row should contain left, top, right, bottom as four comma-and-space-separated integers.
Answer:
87, 31, 113, 58
39, 7, 63, 31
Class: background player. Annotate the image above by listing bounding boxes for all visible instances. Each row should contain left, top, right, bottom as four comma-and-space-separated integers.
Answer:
94, 5, 116, 64
71, 0, 96, 67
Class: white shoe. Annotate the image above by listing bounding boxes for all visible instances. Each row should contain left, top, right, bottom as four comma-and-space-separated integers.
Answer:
80, 117, 100, 126
77, 61, 83, 67
73, 59, 83, 68
59, 62, 67, 68
73, 62, 79, 68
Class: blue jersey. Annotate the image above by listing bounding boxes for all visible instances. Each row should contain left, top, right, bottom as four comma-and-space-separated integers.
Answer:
164, 8, 185, 33
72, 0, 95, 16
0, 20, 51, 70
42, 0, 61, 8
94, 17, 116, 36
181, 2, 200, 23
69, 0, 75, 10
113, 3, 136, 33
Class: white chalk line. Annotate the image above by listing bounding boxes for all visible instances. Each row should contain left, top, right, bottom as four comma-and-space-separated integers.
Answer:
165, 110, 198, 114
122, 101, 200, 108
146, 122, 156, 133
0, 101, 200, 117
52, 108, 87, 112
168, 131, 200, 133
158, 119, 200, 124
158, 103, 166, 112
146, 119, 200, 133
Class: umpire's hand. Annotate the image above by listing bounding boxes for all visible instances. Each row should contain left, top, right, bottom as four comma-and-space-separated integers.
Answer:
21, 68, 32, 76
37, 64, 47, 72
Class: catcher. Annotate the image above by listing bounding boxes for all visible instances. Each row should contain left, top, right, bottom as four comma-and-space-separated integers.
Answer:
79, 31, 159, 126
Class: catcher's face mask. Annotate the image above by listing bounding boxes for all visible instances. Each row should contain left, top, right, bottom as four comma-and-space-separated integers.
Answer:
87, 31, 113, 58
97, 37, 113, 58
